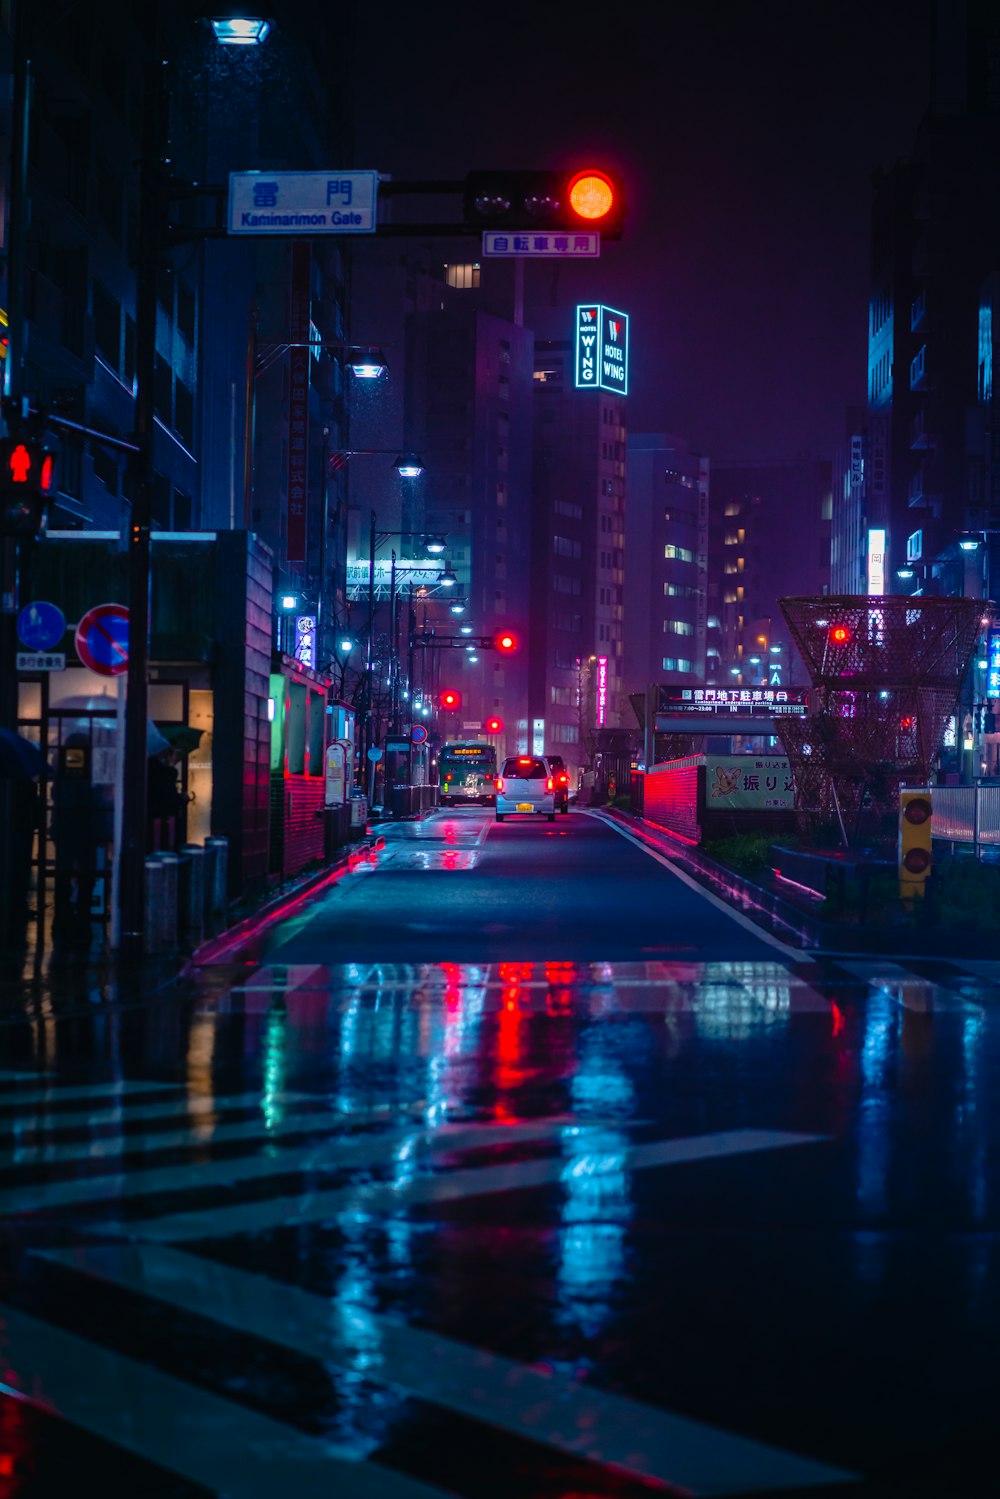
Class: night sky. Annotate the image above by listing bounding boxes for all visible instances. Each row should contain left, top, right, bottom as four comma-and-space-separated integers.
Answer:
349, 1, 930, 464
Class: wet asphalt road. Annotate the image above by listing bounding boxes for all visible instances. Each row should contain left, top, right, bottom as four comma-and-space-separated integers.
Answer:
1, 806, 1000, 1498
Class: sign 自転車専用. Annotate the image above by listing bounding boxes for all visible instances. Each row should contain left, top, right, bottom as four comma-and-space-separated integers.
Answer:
706, 756, 794, 811
482, 231, 599, 258
229, 171, 379, 234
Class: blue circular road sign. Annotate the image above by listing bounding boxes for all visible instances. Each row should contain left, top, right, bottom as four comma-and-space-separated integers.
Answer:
17, 600, 66, 651
411, 724, 428, 744
75, 602, 130, 677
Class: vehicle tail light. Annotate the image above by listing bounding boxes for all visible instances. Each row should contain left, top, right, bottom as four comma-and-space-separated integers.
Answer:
558, 772, 568, 784
495, 777, 504, 792
546, 777, 554, 791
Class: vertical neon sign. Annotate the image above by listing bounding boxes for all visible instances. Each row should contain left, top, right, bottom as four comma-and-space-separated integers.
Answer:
596, 656, 608, 725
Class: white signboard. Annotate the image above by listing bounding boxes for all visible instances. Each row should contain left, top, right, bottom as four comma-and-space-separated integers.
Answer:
17, 651, 66, 671
229, 171, 379, 235
867, 527, 886, 597
482, 231, 600, 257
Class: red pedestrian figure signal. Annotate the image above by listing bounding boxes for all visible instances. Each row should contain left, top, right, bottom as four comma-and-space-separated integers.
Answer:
8, 444, 32, 483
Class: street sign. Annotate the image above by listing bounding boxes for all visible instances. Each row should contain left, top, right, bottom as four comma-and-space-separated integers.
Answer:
75, 602, 130, 677
229, 171, 379, 235
411, 724, 428, 744
366, 746, 383, 762
481, 230, 600, 257
17, 600, 66, 651
16, 651, 65, 671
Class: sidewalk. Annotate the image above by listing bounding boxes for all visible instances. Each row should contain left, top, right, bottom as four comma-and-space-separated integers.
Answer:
0, 831, 386, 1016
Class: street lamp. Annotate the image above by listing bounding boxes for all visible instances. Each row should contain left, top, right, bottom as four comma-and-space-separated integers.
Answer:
347, 348, 388, 379
209, 16, 271, 45
449, 601, 466, 615
394, 454, 424, 478
959, 535, 982, 552
437, 564, 457, 587
424, 535, 447, 554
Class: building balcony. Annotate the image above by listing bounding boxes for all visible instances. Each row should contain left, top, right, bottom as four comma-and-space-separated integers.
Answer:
910, 288, 927, 332
910, 344, 930, 392
909, 407, 937, 450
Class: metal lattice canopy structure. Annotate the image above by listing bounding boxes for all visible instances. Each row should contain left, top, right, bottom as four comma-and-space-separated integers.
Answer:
776, 595, 987, 840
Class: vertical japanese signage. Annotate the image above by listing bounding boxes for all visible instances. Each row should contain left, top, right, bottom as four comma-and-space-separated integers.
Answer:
867, 527, 886, 596
987, 629, 1000, 697
574, 304, 630, 393
596, 656, 608, 725
294, 615, 316, 668
287, 242, 311, 563
574, 304, 600, 388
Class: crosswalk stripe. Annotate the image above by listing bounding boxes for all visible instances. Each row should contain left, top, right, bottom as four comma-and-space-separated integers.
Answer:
39, 1242, 855, 1497
0, 1303, 453, 1499
0, 1090, 315, 1141
0, 1070, 53, 1081
0, 1116, 573, 1217
0, 1080, 177, 1112
95, 1127, 825, 1245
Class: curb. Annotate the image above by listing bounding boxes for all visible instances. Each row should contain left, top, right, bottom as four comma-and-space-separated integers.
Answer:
184, 831, 386, 970
592, 806, 1000, 959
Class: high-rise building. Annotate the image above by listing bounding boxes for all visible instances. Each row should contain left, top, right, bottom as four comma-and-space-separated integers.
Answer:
529, 332, 627, 770
710, 460, 832, 687
624, 434, 709, 694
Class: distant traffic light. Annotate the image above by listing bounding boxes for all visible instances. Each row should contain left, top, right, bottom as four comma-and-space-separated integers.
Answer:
0, 434, 57, 538
494, 629, 518, 654
899, 790, 932, 899
440, 688, 462, 711
485, 715, 504, 734
829, 623, 851, 646
463, 168, 626, 239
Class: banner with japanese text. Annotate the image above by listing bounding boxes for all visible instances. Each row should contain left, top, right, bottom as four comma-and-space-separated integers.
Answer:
704, 756, 794, 811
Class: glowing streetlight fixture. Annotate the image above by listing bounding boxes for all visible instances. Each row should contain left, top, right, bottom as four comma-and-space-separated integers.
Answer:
210, 16, 271, 44
347, 348, 388, 380
959, 535, 981, 552
424, 535, 447, 554
394, 453, 424, 479
437, 565, 457, 588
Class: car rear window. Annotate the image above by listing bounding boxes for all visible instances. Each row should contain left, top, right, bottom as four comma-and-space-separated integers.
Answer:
502, 756, 547, 780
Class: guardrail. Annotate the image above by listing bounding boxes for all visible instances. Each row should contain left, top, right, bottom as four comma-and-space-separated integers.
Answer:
932, 785, 1000, 856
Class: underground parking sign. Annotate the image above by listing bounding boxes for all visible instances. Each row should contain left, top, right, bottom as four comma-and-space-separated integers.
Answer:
75, 602, 130, 677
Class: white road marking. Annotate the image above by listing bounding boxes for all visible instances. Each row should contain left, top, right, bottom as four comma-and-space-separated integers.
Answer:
0, 1070, 53, 1081
582, 810, 800, 956
93, 1127, 826, 1245
40, 1242, 856, 1496
0, 1090, 315, 1141
0, 1117, 574, 1217
0, 1303, 452, 1499
0, 1080, 178, 1112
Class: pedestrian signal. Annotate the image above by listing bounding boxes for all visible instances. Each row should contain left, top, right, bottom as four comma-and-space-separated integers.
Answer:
0, 434, 58, 538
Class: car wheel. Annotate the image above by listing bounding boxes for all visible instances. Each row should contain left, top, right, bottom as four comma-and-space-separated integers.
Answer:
548, 813, 555, 822
496, 814, 504, 822
560, 802, 568, 814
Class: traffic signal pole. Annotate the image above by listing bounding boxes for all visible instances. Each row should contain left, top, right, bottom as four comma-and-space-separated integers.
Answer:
119, 19, 164, 957
0, 0, 32, 961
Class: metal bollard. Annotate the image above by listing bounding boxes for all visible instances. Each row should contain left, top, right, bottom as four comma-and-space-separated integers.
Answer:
143, 856, 166, 955
153, 852, 180, 954
205, 836, 228, 925
179, 844, 206, 943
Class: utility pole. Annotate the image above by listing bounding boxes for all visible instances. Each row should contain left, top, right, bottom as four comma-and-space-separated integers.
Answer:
120, 9, 165, 957
0, 0, 32, 954
364, 508, 376, 798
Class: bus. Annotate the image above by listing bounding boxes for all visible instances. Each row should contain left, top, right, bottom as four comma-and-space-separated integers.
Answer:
439, 741, 498, 806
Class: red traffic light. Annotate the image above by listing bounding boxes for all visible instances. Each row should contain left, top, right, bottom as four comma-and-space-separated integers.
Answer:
902, 795, 932, 825
440, 688, 461, 711
829, 623, 851, 645
485, 715, 504, 734
494, 629, 518, 654
463, 168, 626, 239
0, 435, 57, 538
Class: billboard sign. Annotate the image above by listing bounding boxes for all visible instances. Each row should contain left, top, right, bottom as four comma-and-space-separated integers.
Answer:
705, 755, 794, 811
987, 629, 1000, 697
658, 685, 809, 717
574, 304, 629, 394
867, 527, 886, 596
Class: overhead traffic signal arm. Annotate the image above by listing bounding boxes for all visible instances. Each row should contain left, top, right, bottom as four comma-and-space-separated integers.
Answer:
376, 169, 626, 240
412, 634, 519, 650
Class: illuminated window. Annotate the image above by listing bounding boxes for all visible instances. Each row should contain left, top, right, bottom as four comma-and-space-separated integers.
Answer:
664, 544, 694, 563
444, 262, 481, 289
662, 657, 693, 672
663, 620, 694, 635
737, 586, 744, 601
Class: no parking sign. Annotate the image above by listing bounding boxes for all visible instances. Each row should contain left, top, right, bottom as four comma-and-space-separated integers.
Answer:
75, 602, 130, 677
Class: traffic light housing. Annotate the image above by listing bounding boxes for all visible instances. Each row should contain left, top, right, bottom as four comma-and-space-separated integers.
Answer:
463, 167, 626, 239
494, 628, 518, 654
0, 434, 57, 538
899, 789, 932, 899
440, 688, 462, 712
